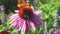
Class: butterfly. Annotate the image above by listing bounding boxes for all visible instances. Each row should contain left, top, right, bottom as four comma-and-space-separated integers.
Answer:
17, 0, 26, 8
17, 0, 33, 20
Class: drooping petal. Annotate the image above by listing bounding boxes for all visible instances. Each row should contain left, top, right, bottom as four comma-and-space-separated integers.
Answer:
14, 21, 19, 29
14, 19, 23, 31
9, 14, 21, 27
9, 14, 20, 24
9, 14, 18, 19
21, 19, 26, 34
14, 19, 21, 29
29, 21, 36, 30
10, 18, 20, 26
10, 22, 17, 27
32, 10, 42, 26
32, 14, 42, 26
18, 19, 24, 31
26, 20, 29, 34
33, 10, 41, 15
10, 18, 19, 25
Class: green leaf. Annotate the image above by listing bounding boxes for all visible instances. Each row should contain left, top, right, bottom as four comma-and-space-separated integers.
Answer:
11, 29, 18, 34
0, 25, 5, 32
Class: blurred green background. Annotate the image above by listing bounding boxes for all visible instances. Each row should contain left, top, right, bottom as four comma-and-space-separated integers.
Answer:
0, 0, 60, 34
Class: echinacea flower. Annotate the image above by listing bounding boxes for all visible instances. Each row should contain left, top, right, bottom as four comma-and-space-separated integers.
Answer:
0, 30, 10, 34
9, 5, 42, 34
54, 30, 60, 34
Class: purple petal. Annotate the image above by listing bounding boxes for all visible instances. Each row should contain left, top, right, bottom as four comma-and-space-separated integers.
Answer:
54, 30, 60, 34
25, 20, 29, 34
32, 14, 42, 26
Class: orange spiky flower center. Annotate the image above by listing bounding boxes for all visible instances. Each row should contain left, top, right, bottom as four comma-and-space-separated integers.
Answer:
18, 5, 33, 20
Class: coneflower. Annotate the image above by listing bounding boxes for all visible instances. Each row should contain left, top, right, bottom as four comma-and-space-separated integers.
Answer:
9, 1, 42, 34
0, 30, 10, 34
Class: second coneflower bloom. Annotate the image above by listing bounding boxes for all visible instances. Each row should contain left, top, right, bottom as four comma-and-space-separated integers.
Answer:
9, 5, 42, 34
0, 30, 10, 34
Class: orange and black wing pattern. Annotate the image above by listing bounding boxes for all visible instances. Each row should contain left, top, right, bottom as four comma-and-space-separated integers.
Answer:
17, 0, 27, 8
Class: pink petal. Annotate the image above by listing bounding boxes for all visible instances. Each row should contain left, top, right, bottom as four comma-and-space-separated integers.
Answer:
14, 18, 25, 31
14, 22, 19, 28
10, 21, 17, 27
33, 10, 41, 15
18, 19, 24, 31
10, 18, 19, 25
29, 21, 36, 30
10, 18, 20, 27
9, 14, 20, 24
9, 14, 21, 26
9, 14, 18, 18
21, 19, 26, 34
14, 20, 20, 29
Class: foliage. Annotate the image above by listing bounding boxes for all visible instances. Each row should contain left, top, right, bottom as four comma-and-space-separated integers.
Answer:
0, 0, 60, 34
37, 0, 60, 33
